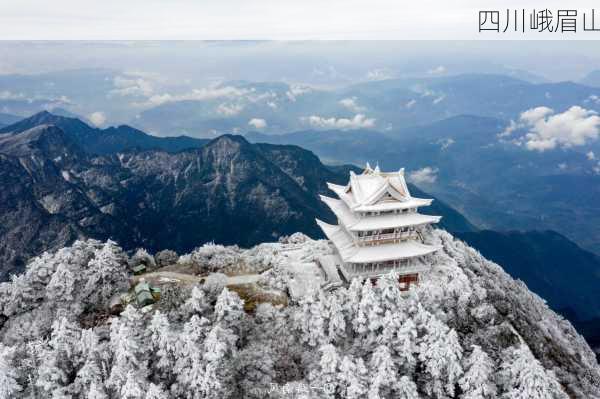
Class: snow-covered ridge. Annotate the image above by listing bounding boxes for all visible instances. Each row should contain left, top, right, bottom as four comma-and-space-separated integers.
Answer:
0, 229, 598, 398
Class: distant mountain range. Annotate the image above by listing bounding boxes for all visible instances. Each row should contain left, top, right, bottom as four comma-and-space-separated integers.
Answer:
457, 230, 600, 322
246, 114, 600, 256
0, 111, 208, 154
0, 112, 21, 128
2, 112, 600, 339
0, 112, 471, 280
580, 69, 600, 88
129, 74, 600, 137
3, 70, 600, 138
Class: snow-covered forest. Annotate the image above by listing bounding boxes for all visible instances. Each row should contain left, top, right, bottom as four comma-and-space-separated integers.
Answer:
1, 230, 599, 398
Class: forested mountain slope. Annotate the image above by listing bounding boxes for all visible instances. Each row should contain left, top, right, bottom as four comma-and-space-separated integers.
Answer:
0, 122, 470, 280
0, 229, 598, 398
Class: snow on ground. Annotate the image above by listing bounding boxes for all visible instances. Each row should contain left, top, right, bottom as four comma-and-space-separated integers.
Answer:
135, 239, 330, 300
226, 274, 261, 285
268, 239, 333, 298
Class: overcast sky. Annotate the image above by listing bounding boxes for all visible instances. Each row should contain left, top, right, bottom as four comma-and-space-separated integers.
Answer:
2, 0, 600, 40
0, 41, 599, 84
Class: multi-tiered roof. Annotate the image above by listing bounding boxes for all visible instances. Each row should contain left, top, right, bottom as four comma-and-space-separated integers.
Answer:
316, 164, 441, 281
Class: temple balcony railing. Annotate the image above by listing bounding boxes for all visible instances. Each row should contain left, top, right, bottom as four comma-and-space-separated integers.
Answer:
340, 261, 430, 280
357, 231, 418, 246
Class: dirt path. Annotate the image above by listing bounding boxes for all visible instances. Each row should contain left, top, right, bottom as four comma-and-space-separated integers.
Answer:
133, 271, 261, 287
132, 271, 205, 285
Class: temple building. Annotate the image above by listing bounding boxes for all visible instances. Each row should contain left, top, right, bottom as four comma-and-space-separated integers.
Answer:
316, 164, 441, 290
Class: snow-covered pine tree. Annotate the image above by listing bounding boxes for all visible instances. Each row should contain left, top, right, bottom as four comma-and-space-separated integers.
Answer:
396, 375, 420, 399
148, 311, 176, 384
36, 317, 81, 395
83, 240, 129, 307
1, 271, 40, 316
309, 344, 341, 399
214, 288, 245, 337
378, 273, 403, 312
107, 306, 148, 393
199, 324, 238, 398
253, 303, 303, 383
182, 286, 210, 318
120, 370, 146, 399
72, 329, 106, 396
130, 248, 156, 271
172, 315, 210, 397
0, 231, 598, 398
354, 280, 385, 345
343, 279, 362, 327
368, 345, 399, 399
377, 309, 402, 346
418, 316, 463, 398
501, 345, 568, 399
337, 355, 368, 399
45, 263, 77, 308
145, 383, 169, 399
459, 345, 497, 399
236, 342, 275, 399
392, 318, 418, 376
87, 382, 109, 399
326, 293, 347, 344
0, 343, 22, 398
298, 293, 327, 347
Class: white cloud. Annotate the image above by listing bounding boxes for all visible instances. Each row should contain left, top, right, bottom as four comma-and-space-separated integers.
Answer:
558, 162, 567, 170
427, 65, 446, 75
139, 85, 252, 107
422, 90, 435, 98
498, 119, 518, 137
586, 151, 600, 173
217, 103, 244, 116
436, 138, 455, 150
248, 118, 267, 129
88, 111, 107, 127
502, 106, 600, 151
432, 95, 446, 105
110, 75, 154, 98
247, 90, 278, 104
301, 114, 375, 130
339, 97, 365, 112
585, 94, 600, 104
411, 85, 445, 102
365, 68, 394, 81
408, 167, 438, 184
130, 82, 282, 109
520, 106, 553, 124
311, 65, 342, 80
286, 84, 312, 102
0, 90, 25, 100
405, 99, 417, 109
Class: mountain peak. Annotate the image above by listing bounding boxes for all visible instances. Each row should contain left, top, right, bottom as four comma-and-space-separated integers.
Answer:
201, 134, 264, 170
36, 110, 52, 117
0, 124, 82, 159
26, 110, 66, 123
208, 134, 250, 146
202, 134, 255, 157
1, 113, 210, 155
0, 110, 93, 135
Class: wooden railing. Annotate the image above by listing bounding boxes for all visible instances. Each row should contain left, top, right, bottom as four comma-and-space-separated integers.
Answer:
346, 262, 424, 277
358, 231, 417, 245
